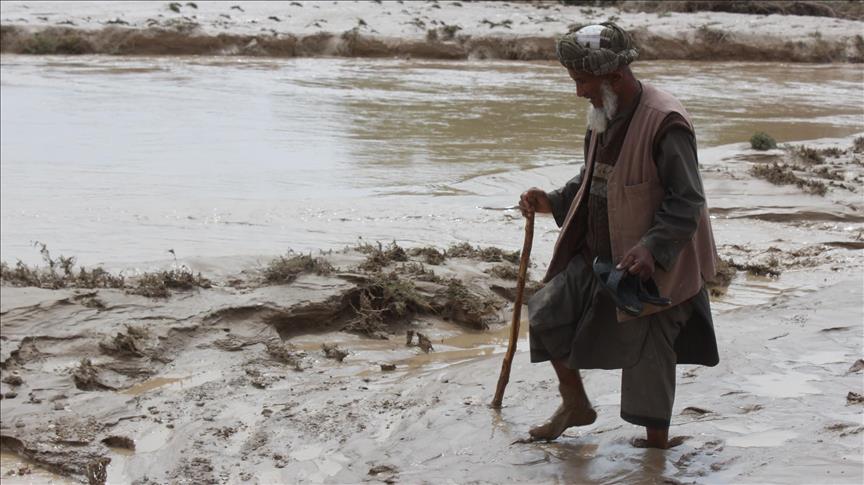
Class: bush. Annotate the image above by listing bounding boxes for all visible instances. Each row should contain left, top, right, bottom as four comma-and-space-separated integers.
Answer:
750, 132, 777, 151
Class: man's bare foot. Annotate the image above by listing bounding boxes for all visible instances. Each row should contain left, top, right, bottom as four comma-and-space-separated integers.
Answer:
630, 435, 689, 449
529, 405, 596, 441
528, 383, 596, 441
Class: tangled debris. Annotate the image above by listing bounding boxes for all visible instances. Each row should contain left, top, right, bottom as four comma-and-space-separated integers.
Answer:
0, 243, 212, 298
322, 343, 348, 362
356, 241, 409, 272
98, 325, 149, 358
127, 267, 212, 298
343, 271, 431, 337
0, 242, 124, 289
750, 163, 827, 196
406, 330, 434, 353
446, 242, 520, 264
485, 263, 520, 280
432, 278, 500, 330
743, 139, 862, 196
265, 341, 306, 371
707, 259, 737, 297
263, 253, 333, 284
407, 247, 446, 265
72, 358, 116, 391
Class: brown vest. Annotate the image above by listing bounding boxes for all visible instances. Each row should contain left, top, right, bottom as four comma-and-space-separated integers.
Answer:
543, 82, 718, 322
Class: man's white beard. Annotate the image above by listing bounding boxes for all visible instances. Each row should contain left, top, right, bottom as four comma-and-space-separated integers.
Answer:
585, 82, 618, 134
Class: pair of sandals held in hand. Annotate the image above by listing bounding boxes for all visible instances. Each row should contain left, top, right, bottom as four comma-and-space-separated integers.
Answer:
592, 257, 671, 316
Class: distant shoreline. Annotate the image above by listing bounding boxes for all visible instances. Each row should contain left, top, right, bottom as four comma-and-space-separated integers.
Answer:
1, 0, 862, 62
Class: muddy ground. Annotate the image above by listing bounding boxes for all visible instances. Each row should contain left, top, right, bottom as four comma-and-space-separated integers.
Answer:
1, 1, 862, 62
1, 136, 863, 484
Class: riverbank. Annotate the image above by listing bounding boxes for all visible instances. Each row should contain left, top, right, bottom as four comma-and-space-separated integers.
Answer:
2, 1, 863, 62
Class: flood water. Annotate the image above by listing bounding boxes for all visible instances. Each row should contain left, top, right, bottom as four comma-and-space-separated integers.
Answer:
1, 56, 862, 266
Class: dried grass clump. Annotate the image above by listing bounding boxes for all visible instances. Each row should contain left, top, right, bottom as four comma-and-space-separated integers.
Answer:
398, 262, 443, 283
750, 163, 827, 196
728, 257, 782, 278
99, 325, 149, 357
0, 243, 124, 289
707, 259, 736, 298
485, 263, 520, 280
356, 241, 409, 272
787, 144, 826, 164
446, 243, 520, 264
266, 341, 305, 371
344, 272, 430, 336
432, 278, 500, 330
853, 136, 864, 153
407, 247, 446, 265
263, 254, 333, 284
128, 267, 211, 298
321, 343, 348, 362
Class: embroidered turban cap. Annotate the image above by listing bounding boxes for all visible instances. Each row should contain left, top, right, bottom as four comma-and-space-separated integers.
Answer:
556, 22, 639, 75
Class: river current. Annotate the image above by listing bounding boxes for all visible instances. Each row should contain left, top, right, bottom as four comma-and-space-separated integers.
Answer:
1, 56, 862, 266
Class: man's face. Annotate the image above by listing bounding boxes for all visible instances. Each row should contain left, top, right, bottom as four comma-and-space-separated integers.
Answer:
566, 68, 607, 108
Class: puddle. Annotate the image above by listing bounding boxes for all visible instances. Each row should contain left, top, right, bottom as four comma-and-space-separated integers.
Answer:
741, 372, 821, 398
120, 376, 186, 396
135, 425, 173, 453
727, 430, 798, 448
105, 449, 132, 484
291, 444, 323, 461
0, 451, 74, 485
119, 370, 222, 396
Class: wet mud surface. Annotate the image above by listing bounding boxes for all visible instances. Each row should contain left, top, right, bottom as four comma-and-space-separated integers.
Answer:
2, 138, 863, 484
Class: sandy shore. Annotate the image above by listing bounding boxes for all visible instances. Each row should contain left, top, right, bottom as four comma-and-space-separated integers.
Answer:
1, 1, 863, 61
1, 134, 863, 483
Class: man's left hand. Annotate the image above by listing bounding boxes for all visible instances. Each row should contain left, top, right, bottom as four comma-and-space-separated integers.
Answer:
617, 244, 655, 281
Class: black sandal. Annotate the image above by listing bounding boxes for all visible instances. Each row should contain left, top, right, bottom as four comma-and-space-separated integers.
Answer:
592, 257, 643, 316
638, 278, 672, 307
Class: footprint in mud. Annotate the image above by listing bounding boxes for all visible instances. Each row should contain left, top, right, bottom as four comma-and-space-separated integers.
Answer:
680, 406, 715, 417
846, 359, 864, 374
368, 464, 398, 483
672, 439, 738, 475
630, 435, 690, 449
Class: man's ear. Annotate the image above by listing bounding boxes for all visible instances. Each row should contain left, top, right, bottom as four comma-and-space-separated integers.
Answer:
605, 71, 623, 86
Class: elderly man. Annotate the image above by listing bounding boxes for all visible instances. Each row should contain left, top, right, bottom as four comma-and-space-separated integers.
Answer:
519, 23, 719, 449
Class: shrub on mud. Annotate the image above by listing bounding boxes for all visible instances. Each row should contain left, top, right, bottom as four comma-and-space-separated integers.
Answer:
264, 253, 333, 284
343, 271, 431, 336
706, 259, 736, 297
432, 278, 500, 330
787, 144, 826, 164
750, 163, 827, 196
446, 242, 520, 264
356, 241, 409, 272
750, 131, 777, 151
128, 267, 211, 298
0, 243, 124, 289
407, 246, 446, 265
484, 263, 520, 280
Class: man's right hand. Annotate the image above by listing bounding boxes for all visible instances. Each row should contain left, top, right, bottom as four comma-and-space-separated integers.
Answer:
519, 188, 552, 217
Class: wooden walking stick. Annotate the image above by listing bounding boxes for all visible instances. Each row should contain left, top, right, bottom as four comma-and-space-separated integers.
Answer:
491, 210, 534, 409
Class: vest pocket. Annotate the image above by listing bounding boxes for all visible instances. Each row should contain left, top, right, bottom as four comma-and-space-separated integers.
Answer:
612, 179, 664, 254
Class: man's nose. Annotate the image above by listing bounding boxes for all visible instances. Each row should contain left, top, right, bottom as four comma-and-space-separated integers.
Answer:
576, 84, 588, 98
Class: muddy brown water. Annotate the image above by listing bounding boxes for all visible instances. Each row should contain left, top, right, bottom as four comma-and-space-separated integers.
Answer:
1, 56, 862, 267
